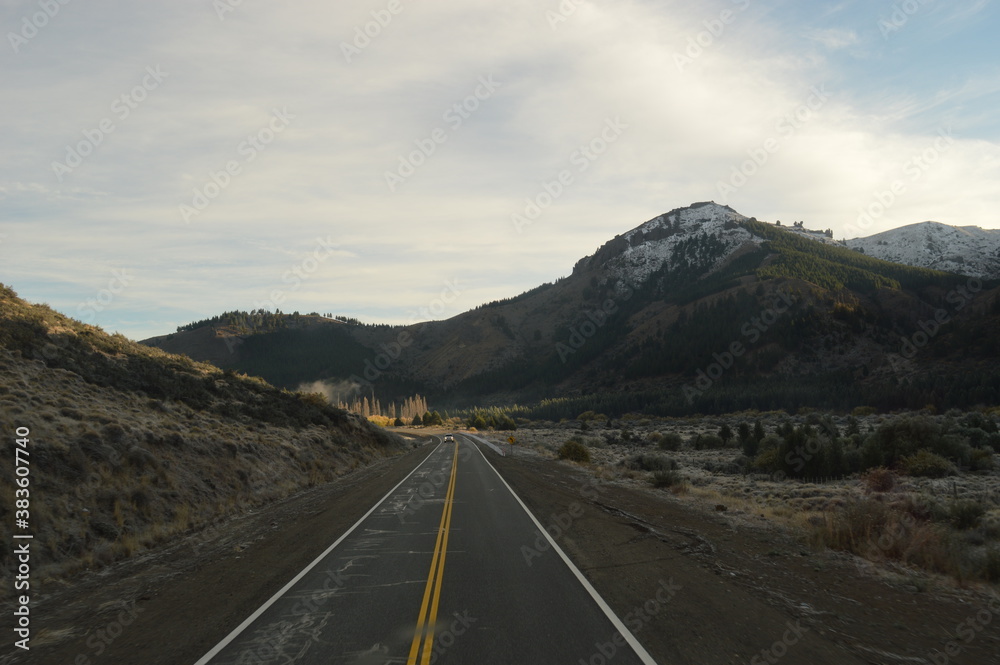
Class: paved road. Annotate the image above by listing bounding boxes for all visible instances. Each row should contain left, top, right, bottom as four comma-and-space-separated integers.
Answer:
194, 435, 658, 665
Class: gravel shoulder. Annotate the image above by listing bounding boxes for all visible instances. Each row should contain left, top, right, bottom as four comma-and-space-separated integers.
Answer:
491, 446, 1000, 665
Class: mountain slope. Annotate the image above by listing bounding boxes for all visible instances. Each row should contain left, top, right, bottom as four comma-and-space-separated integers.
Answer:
0, 283, 402, 591
144, 203, 1000, 415
845, 222, 1000, 280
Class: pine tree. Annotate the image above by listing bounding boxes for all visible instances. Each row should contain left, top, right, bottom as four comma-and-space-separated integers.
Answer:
719, 424, 734, 445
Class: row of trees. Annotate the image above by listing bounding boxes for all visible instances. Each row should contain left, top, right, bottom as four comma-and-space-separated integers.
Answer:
177, 309, 291, 334
338, 394, 430, 421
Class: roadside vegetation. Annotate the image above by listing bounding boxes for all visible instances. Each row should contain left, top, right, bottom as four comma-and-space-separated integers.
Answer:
471, 409, 1000, 586
0, 284, 403, 596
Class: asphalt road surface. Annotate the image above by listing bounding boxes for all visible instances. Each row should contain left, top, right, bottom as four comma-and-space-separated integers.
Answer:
194, 435, 659, 665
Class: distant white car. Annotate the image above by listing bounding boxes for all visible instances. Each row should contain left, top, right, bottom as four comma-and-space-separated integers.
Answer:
444, 434, 455, 442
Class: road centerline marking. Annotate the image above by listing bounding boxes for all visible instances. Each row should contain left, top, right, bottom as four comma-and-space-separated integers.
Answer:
192, 442, 443, 665
407, 441, 459, 665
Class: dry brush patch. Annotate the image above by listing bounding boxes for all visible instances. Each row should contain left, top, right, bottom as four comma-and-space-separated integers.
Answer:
0, 346, 402, 600
488, 415, 1000, 586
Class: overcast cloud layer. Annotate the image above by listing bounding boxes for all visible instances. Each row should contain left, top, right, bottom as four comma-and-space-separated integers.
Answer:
2, 0, 998, 339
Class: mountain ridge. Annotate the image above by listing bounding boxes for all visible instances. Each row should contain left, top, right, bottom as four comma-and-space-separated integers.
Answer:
843, 221, 1000, 280
142, 202, 1000, 416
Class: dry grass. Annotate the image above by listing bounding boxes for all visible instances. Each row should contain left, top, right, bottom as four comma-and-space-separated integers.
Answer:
486, 420, 1000, 586
0, 341, 403, 599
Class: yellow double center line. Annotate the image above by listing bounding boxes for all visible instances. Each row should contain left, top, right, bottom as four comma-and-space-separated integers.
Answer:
406, 441, 459, 665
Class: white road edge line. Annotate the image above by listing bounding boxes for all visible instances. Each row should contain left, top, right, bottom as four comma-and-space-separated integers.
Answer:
463, 435, 661, 665
192, 439, 445, 665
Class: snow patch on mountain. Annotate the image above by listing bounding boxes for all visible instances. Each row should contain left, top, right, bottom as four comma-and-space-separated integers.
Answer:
845, 222, 1000, 280
600, 202, 760, 285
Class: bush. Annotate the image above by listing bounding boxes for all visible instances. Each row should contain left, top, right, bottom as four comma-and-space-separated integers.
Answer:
752, 444, 783, 473
863, 416, 943, 468
651, 470, 682, 488
628, 453, 678, 472
557, 439, 590, 463
900, 450, 955, 478
692, 433, 725, 450
949, 500, 986, 530
970, 448, 996, 472
862, 467, 895, 493
658, 432, 683, 451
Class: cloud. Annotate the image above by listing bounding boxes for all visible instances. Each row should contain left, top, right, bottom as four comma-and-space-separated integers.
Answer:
805, 27, 860, 50
1, 0, 998, 340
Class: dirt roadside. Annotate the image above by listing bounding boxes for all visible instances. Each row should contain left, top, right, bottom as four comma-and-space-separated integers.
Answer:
0, 441, 433, 665
490, 451, 1000, 665
4, 440, 998, 665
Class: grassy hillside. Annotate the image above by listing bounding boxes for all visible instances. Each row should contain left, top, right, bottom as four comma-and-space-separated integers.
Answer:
0, 284, 403, 594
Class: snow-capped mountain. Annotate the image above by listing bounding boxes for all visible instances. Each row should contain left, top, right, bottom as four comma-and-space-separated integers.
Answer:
583, 202, 1000, 285
845, 222, 1000, 280
586, 202, 761, 285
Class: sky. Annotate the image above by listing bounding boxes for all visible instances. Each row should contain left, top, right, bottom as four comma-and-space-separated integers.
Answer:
1, 0, 998, 340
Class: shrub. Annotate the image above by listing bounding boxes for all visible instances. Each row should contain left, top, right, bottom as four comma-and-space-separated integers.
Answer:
693, 433, 725, 450
557, 439, 590, 463
969, 448, 996, 472
752, 445, 782, 473
628, 453, 678, 472
862, 467, 895, 493
651, 470, 682, 488
658, 432, 683, 451
126, 446, 157, 470
900, 450, 955, 478
824, 500, 892, 552
863, 416, 943, 468
950, 500, 986, 530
